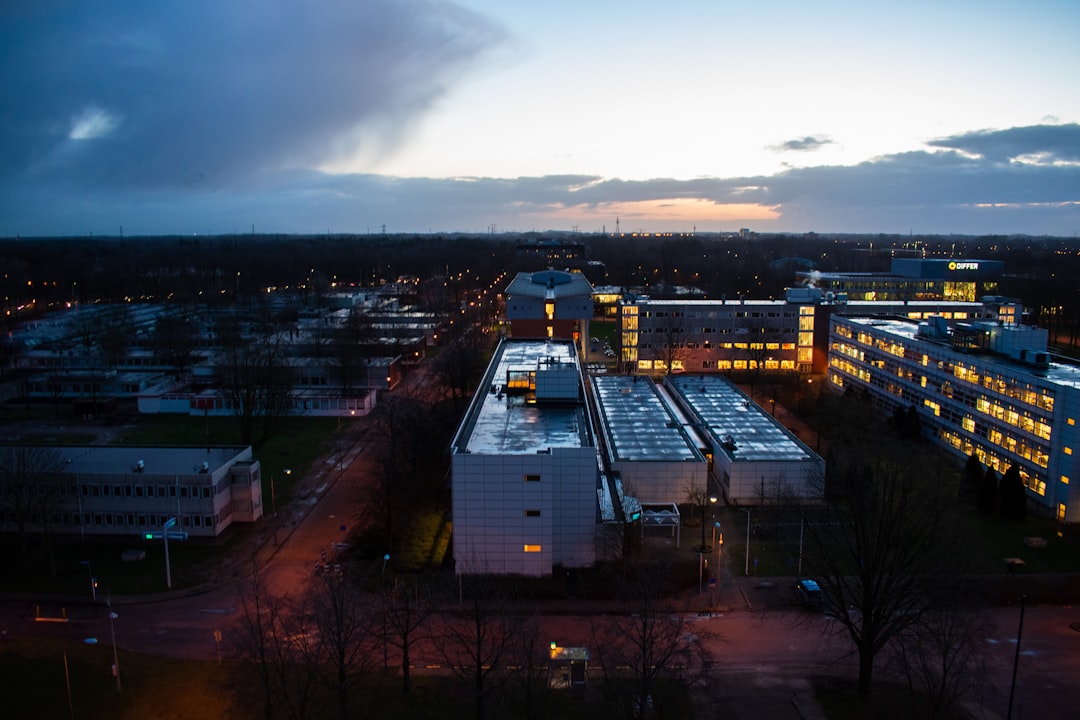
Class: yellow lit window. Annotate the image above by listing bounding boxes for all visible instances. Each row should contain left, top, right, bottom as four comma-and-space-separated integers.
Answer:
1069, 418, 1076, 426
1057, 504, 1066, 522
1062, 476, 1070, 485
1066, 447, 1074, 456
523, 544, 542, 553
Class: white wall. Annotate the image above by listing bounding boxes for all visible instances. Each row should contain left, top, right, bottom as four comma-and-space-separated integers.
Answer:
452, 447, 597, 576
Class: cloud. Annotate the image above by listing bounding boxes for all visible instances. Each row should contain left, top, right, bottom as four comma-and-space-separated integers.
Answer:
927, 124, 1080, 164
770, 135, 834, 153
0, 1, 503, 188
2, 122, 1078, 237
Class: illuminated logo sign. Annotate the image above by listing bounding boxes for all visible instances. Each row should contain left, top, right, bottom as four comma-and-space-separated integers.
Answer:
948, 261, 979, 271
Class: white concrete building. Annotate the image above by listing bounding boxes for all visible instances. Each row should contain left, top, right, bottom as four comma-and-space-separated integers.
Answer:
590, 375, 709, 505
450, 339, 600, 576
0, 445, 262, 539
664, 375, 825, 505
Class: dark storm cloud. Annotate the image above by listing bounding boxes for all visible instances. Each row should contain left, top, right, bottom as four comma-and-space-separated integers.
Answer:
926, 124, 1080, 163
769, 136, 834, 153
0, 0, 501, 188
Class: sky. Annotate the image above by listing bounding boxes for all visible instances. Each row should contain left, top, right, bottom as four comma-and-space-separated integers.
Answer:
2, 0, 1079, 237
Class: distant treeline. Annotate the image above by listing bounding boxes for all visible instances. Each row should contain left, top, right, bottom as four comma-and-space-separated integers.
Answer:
3, 232, 1079, 345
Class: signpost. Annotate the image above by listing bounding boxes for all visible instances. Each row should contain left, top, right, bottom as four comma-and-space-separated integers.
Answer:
141, 518, 187, 589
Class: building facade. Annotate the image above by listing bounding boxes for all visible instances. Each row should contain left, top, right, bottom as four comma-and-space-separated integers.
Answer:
0, 445, 262, 539
617, 290, 1017, 376
797, 257, 1004, 302
828, 315, 1080, 523
505, 270, 594, 352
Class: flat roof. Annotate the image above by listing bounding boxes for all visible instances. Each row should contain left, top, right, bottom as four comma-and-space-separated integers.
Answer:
38, 446, 250, 476
840, 316, 1080, 391
592, 375, 703, 463
457, 340, 590, 455
667, 375, 815, 462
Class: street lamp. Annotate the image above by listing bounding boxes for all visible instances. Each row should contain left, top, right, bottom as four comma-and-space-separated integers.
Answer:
743, 508, 752, 576
697, 495, 718, 594
163, 517, 176, 589
80, 560, 97, 603
106, 591, 121, 691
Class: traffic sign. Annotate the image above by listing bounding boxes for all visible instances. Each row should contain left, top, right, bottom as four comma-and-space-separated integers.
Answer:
142, 531, 189, 541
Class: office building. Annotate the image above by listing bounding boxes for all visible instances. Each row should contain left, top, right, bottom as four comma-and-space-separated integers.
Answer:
617, 290, 1016, 376
828, 314, 1080, 523
797, 257, 1004, 302
450, 339, 601, 576
505, 270, 594, 351
0, 445, 262, 539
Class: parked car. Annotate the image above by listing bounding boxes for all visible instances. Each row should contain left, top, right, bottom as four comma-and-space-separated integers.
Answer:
794, 578, 823, 609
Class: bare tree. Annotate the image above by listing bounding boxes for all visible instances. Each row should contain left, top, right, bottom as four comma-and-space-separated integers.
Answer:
0, 446, 64, 571
330, 308, 376, 395
215, 312, 295, 445
802, 458, 961, 695
504, 614, 553, 720
892, 605, 994, 720
153, 311, 200, 375
435, 576, 517, 720
310, 567, 379, 720
592, 562, 713, 718
230, 569, 283, 720
379, 576, 435, 694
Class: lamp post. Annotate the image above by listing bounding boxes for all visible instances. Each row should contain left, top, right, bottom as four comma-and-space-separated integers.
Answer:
697, 495, 718, 594
743, 508, 752, 576
1007, 594, 1028, 720
80, 560, 97, 603
163, 517, 176, 589
106, 591, 121, 691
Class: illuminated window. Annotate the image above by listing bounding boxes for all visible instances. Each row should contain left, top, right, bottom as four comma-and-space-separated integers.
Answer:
1062, 476, 1070, 485
523, 545, 542, 553
1070, 418, 1076, 426
545, 301, 555, 321
1057, 504, 1066, 522
1066, 447, 1074, 456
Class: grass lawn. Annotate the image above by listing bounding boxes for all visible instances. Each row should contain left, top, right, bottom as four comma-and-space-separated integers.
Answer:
113, 413, 343, 518
589, 319, 618, 347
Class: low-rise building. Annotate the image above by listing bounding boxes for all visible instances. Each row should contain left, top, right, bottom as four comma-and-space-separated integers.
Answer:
0, 445, 262, 539
664, 375, 825, 505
